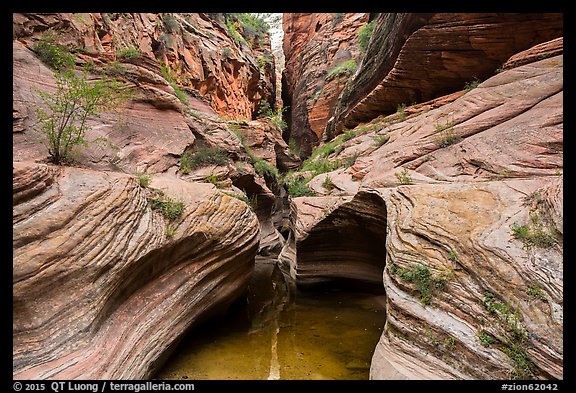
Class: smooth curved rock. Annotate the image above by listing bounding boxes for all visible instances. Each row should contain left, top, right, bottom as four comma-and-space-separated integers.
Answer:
13, 25, 290, 260
285, 40, 563, 380
280, 190, 387, 292
327, 13, 563, 137
13, 162, 260, 379
372, 178, 562, 379
308, 52, 563, 194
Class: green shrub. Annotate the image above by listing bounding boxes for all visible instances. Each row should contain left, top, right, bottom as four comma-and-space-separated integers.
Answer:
444, 336, 457, 350
268, 109, 288, 131
257, 101, 288, 131
33, 69, 129, 164
203, 173, 220, 185
372, 134, 390, 147
165, 224, 177, 237
395, 103, 406, 121
136, 171, 152, 187
527, 283, 547, 301
147, 193, 185, 220
162, 14, 180, 33
301, 156, 340, 176
221, 47, 233, 58
257, 54, 271, 69
435, 120, 458, 147
502, 343, 535, 380
288, 138, 302, 158
172, 87, 189, 105
340, 129, 357, 142
477, 331, 495, 347
117, 46, 141, 60
33, 29, 75, 70
322, 176, 335, 191
229, 13, 270, 46
342, 152, 361, 168
510, 211, 557, 249
253, 157, 279, 179
464, 78, 480, 92
224, 190, 257, 212
392, 263, 448, 305
394, 168, 412, 185
104, 61, 126, 77
257, 100, 273, 118
160, 63, 188, 105
283, 173, 316, 197
481, 291, 534, 379
158, 34, 172, 46
326, 59, 357, 81
179, 147, 229, 173
358, 20, 376, 52
225, 17, 245, 44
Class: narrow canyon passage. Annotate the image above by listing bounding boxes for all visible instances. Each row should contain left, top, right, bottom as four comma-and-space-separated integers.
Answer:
154, 256, 387, 380
152, 128, 390, 380
12, 12, 563, 381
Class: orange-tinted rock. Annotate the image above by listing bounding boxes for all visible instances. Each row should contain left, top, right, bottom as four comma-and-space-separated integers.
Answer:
278, 190, 388, 291
501, 37, 564, 71
281, 13, 369, 156
327, 13, 563, 137
13, 163, 259, 379
12, 13, 275, 120
285, 44, 563, 379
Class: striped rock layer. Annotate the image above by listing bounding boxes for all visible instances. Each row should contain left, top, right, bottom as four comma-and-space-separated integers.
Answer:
13, 163, 259, 379
279, 41, 563, 379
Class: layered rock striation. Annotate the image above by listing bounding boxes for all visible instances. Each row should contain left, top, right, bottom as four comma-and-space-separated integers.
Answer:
326, 12, 563, 137
279, 190, 387, 292
13, 12, 294, 254
13, 13, 275, 120
282, 37, 563, 379
13, 162, 260, 379
372, 177, 562, 379
281, 13, 369, 156
12, 12, 290, 380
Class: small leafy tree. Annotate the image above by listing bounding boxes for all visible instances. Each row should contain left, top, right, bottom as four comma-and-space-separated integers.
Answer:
33, 69, 129, 164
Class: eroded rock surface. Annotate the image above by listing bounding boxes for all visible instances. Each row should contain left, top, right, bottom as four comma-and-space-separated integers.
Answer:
13, 14, 289, 255
373, 178, 562, 379
281, 13, 369, 155
326, 12, 563, 137
12, 13, 286, 379
284, 39, 563, 379
13, 162, 260, 379
13, 13, 275, 120
279, 190, 387, 291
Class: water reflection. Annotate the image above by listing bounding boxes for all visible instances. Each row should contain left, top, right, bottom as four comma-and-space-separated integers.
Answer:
155, 257, 386, 380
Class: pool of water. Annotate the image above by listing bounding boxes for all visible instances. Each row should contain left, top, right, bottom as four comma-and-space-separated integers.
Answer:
155, 258, 386, 380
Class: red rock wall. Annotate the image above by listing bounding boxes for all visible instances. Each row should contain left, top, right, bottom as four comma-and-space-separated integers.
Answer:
281, 13, 369, 156
12, 13, 275, 120
327, 12, 563, 136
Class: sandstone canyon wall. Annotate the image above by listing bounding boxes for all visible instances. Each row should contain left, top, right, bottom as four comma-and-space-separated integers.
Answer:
12, 12, 294, 379
13, 162, 259, 379
281, 13, 369, 156
280, 12, 563, 380
13, 11, 564, 381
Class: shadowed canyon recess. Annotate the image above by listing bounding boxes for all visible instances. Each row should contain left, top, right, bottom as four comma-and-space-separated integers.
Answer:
13, 12, 563, 381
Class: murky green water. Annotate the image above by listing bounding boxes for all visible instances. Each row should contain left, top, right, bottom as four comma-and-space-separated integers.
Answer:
155, 258, 386, 380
